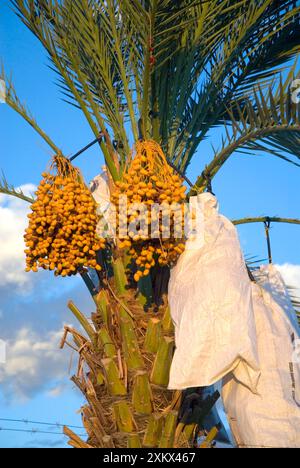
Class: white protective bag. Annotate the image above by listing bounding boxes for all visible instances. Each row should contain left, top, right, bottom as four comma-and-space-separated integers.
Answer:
90, 169, 114, 238
254, 264, 300, 337
90, 169, 111, 213
222, 281, 300, 448
168, 193, 260, 391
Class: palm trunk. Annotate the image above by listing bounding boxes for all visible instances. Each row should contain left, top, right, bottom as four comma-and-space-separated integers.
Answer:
61, 257, 188, 449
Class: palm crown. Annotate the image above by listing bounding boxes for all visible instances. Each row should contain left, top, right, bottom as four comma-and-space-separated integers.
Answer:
1, 0, 300, 449
2, 0, 300, 190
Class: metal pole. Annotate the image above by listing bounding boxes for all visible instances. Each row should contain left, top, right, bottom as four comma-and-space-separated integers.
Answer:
264, 218, 273, 264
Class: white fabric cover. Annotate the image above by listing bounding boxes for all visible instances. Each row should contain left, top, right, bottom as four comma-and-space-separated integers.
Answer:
90, 171, 113, 238
222, 282, 300, 448
254, 264, 300, 337
168, 194, 300, 447
168, 193, 260, 391
90, 171, 111, 214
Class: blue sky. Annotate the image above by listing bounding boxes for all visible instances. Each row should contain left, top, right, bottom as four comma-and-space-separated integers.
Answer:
0, 1, 299, 448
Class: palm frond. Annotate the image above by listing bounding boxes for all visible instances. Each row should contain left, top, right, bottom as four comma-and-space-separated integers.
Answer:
154, 0, 300, 169
9, 1, 300, 185
232, 216, 300, 226
0, 63, 61, 154
286, 287, 300, 326
0, 173, 35, 204
11, 0, 121, 180
191, 80, 300, 193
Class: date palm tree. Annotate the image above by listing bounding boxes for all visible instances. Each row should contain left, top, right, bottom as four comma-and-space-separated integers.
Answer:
1, 0, 300, 448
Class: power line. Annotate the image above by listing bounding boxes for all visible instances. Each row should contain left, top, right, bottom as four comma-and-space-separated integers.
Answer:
69, 133, 104, 162
0, 427, 86, 437
0, 417, 84, 430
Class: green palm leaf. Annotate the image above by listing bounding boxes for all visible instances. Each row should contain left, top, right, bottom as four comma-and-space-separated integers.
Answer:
0, 173, 35, 204
191, 79, 300, 193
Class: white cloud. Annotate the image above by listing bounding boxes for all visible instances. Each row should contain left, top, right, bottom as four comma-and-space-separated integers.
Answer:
276, 263, 300, 300
0, 185, 94, 405
0, 184, 36, 289
0, 326, 73, 402
47, 384, 67, 398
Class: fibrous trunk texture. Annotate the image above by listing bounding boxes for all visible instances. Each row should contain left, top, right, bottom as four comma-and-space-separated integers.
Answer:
61, 259, 192, 448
